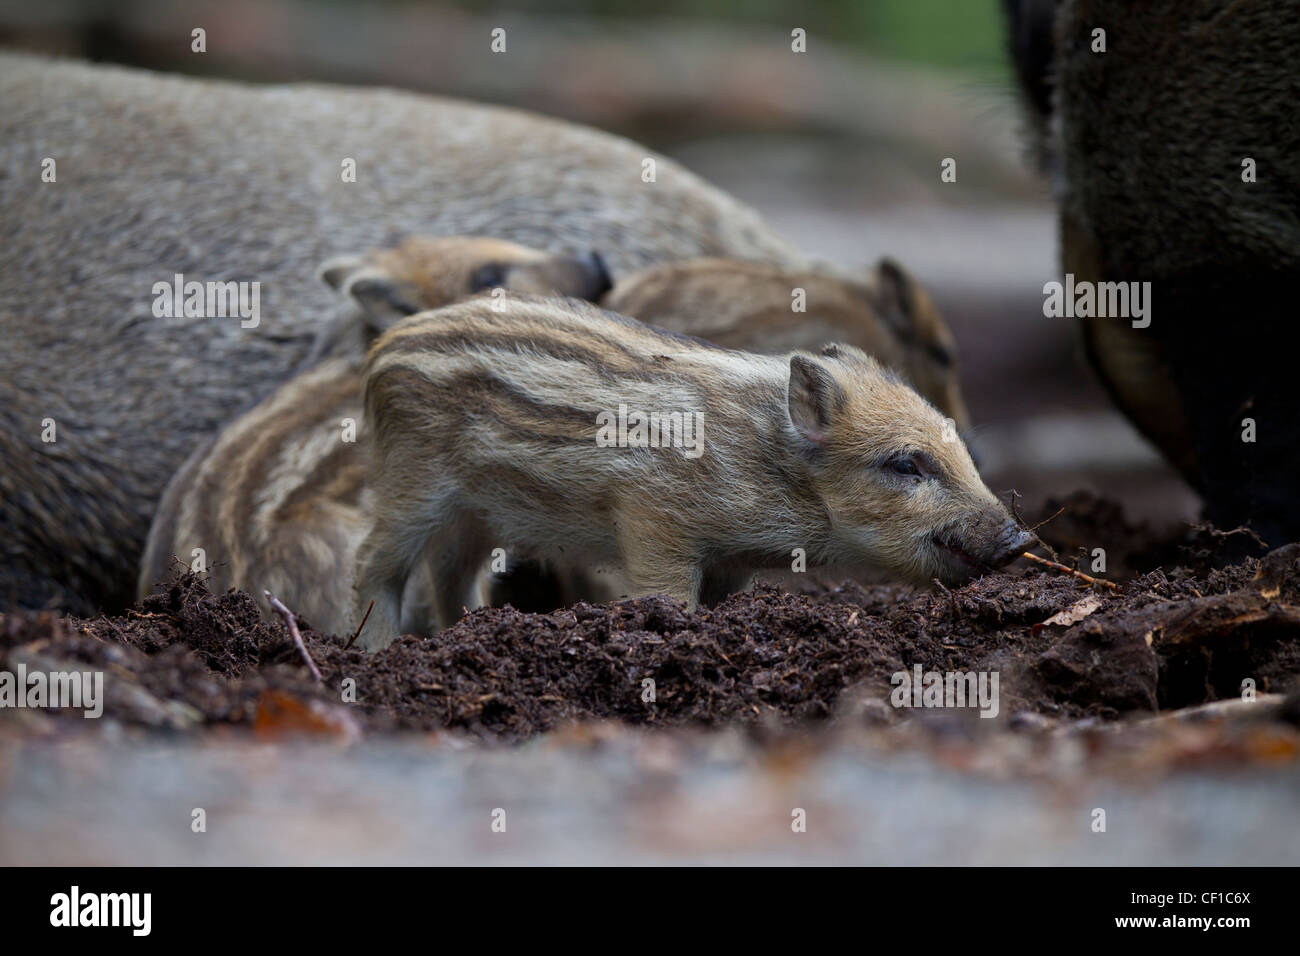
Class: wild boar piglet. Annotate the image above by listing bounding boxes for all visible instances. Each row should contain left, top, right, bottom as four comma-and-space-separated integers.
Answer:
352, 294, 1032, 650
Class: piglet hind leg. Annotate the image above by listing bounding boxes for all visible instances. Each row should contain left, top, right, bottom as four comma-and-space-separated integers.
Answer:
352, 511, 439, 651
424, 511, 494, 631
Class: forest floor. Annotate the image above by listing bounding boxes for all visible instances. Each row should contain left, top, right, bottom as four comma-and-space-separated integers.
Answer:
3, 493, 1297, 864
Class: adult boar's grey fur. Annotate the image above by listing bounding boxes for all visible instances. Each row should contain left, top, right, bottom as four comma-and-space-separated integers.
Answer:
0, 53, 803, 615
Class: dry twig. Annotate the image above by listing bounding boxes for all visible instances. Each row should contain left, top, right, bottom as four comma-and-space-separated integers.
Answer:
264, 590, 323, 683
344, 600, 374, 651
1022, 552, 1119, 591
1029, 506, 1066, 532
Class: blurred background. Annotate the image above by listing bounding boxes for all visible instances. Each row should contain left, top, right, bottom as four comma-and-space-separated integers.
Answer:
0, 0, 1199, 529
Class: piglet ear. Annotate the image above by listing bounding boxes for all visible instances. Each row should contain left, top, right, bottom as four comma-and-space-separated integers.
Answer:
318, 255, 366, 291
787, 355, 844, 445
871, 257, 920, 339
345, 275, 425, 332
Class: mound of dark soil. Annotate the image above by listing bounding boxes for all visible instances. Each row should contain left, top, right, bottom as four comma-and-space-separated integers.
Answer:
4, 514, 1299, 742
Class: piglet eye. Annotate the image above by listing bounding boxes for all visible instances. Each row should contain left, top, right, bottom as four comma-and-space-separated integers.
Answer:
886, 455, 923, 479
470, 263, 508, 292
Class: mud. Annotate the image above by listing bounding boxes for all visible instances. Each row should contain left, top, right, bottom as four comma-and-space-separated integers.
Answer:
3, 494, 1297, 743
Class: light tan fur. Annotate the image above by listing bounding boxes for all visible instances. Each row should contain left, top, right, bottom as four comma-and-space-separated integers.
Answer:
352, 294, 1031, 650
137, 239, 612, 634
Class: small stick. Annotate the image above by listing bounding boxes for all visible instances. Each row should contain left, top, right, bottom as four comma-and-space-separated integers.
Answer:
1007, 489, 1023, 525
344, 600, 374, 651
1022, 552, 1119, 591
264, 590, 323, 683
931, 578, 962, 618
1028, 505, 1065, 532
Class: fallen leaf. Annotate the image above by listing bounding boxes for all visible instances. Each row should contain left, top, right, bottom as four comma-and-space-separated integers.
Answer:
254, 690, 360, 743
1033, 595, 1104, 633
